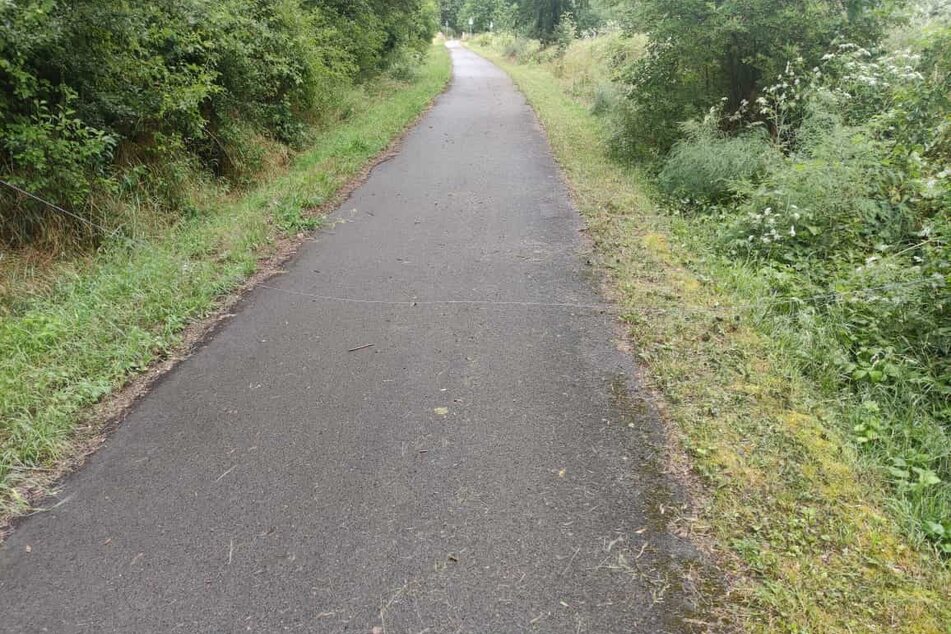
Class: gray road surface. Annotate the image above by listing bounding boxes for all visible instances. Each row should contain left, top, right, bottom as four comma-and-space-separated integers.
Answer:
0, 44, 704, 633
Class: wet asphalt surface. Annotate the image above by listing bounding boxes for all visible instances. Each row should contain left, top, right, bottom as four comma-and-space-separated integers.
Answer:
0, 45, 702, 632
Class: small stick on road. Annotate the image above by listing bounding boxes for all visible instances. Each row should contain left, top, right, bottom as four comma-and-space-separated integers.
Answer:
561, 546, 581, 575
347, 343, 374, 352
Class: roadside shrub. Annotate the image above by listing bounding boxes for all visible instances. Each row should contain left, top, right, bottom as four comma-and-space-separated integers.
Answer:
478, 32, 545, 63
386, 45, 436, 83
659, 114, 776, 202
207, 1, 353, 147
721, 114, 890, 261
606, 42, 703, 160
558, 29, 646, 105
0, 95, 117, 244
210, 119, 289, 187
504, 36, 543, 62
612, 0, 896, 156
0, 0, 436, 248
590, 82, 619, 116
553, 11, 577, 53
700, 29, 951, 552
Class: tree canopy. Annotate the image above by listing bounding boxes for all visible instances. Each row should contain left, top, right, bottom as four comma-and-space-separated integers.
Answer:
439, 0, 600, 39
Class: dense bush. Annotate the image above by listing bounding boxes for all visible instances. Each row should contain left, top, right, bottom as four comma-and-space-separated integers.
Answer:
473, 32, 543, 63
0, 0, 437, 247
477, 26, 646, 108
609, 0, 898, 158
557, 28, 644, 103
659, 115, 776, 201
723, 113, 893, 260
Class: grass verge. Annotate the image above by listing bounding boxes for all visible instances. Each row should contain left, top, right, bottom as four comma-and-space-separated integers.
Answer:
469, 44, 951, 633
0, 45, 451, 523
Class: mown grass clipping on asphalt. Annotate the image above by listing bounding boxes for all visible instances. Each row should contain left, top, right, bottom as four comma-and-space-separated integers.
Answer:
469, 45, 951, 633
0, 45, 451, 520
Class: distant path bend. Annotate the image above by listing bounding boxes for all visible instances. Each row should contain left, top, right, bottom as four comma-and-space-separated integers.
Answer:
0, 44, 702, 633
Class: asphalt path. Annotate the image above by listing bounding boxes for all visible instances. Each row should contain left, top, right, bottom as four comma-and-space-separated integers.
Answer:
0, 44, 703, 633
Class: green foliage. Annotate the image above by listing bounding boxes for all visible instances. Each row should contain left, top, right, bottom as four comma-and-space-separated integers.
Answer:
494, 2, 521, 31
659, 113, 776, 201
723, 114, 891, 261
610, 0, 899, 156
441, 0, 604, 39
2, 94, 117, 207
474, 32, 544, 62
519, 0, 583, 40
651, 22, 951, 554
439, 0, 465, 30
457, 0, 508, 32
552, 10, 577, 52
557, 28, 646, 105
207, 1, 352, 144
0, 0, 437, 247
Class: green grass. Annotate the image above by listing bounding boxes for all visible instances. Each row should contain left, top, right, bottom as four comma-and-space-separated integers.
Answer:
0, 45, 451, 518
470, 43, 951, 633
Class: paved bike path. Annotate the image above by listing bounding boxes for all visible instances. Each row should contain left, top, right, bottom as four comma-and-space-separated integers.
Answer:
0, 44, 701, 633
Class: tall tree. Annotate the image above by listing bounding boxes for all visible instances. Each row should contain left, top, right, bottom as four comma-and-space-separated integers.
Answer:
521, 0, 589, 40
438, 0, 466, 30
